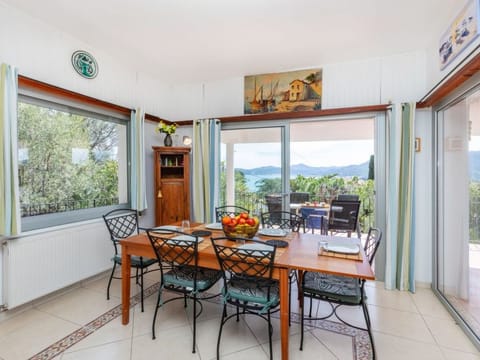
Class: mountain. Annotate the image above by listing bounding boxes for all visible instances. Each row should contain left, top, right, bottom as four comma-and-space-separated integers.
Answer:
237, 161, 369, 179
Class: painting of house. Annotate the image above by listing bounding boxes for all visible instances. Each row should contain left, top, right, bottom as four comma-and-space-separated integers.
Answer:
244, 69, 322, 114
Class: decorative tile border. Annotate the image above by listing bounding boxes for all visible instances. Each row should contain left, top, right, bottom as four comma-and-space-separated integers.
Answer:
29, 283, 372, 359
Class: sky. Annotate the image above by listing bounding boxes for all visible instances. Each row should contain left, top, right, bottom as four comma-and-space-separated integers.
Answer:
221, 140, 374, 169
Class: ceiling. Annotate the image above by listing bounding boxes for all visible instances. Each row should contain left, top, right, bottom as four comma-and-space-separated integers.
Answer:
3, 0, 461, 84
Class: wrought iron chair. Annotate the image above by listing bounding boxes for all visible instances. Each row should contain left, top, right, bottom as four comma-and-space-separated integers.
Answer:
102, 208, 156, 312
260, 210, 305, 232
215, 205, 249, 222
146, 228, 222, 353
211, 237, 279, 360
299, 227, 382, 359
323, 199, 361, 238
260, 210, 304, 325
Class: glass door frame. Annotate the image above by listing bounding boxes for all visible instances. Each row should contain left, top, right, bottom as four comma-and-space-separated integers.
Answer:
220, 120, 291, 211
432, 71, 480, 349
220, 113, 386, 278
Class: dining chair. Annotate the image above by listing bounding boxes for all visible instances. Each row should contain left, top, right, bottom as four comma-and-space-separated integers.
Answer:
323, 199, 361, 238
260, 210, 305, 232
299, 227, 382, 359
260, 210, 304, 325
146, 228, 222, 353
102, 208, 156, 312
215, 205, 249, 222
211, 237, 279, 360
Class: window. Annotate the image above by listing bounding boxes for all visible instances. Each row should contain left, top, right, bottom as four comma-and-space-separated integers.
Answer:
18, 95, 129, 230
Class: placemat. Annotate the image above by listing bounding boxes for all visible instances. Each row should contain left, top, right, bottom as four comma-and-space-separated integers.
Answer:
319, 249, 363, 261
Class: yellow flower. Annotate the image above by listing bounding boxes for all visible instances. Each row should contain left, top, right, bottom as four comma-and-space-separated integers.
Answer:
156, 121, 177, 135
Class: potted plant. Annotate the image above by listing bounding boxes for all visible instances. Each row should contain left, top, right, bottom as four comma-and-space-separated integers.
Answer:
155, 121, 177, 146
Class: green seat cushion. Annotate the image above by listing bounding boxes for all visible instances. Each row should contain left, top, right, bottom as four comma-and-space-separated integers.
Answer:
113, 255, 156, 268
303, 272, 362, 304
164, 266, 222, 291
225, 277, 279, 307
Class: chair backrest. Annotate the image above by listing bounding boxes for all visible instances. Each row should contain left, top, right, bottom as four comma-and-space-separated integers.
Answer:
327, 200, 361, 232
146, 228, 200, 279
337, 194, 359, 202
215, 205, 249, 222
265, 194, 282, 213
364, 227, 382, 265
211, 237, 276, 282
261, 211, 303, 232
103, 208, 139, 243
290, 192, 310, 204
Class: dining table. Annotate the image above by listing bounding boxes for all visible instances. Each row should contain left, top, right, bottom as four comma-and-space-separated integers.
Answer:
119, 223, 375, 360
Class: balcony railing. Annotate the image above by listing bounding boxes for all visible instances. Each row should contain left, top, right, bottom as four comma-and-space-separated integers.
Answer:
21, 197, 119, 217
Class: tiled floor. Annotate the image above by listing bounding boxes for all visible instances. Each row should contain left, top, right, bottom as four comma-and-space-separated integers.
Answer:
0, 269, 480, 360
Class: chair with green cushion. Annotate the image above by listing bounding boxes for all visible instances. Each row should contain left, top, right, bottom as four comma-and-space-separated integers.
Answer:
260, 210, 304, 325
299, 227, 382, 359
211, 237, 279, 360
102, 208, 156, 312
146, 228, 222, 354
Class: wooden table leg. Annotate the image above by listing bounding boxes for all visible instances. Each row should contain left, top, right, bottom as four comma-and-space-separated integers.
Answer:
121, 247, 131, 324
279, 267, 289, 360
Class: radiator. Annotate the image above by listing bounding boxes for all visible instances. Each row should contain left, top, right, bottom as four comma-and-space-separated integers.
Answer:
3, 220, 112, 309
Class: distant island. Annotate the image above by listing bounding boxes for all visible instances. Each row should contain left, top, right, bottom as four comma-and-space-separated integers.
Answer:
237, 161, 369, 179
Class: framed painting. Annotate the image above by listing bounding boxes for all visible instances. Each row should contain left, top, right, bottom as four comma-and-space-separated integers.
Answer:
439, 0, 480, 70
244, 68, 322, 114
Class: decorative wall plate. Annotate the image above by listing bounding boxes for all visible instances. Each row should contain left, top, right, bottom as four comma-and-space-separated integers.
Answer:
71, 50, 98, 79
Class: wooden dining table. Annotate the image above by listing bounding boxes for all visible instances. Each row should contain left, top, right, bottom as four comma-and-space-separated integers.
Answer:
120, 224, 375, 360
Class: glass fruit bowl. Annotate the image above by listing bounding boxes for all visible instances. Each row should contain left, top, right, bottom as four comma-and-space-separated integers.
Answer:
221, 214, 259, 239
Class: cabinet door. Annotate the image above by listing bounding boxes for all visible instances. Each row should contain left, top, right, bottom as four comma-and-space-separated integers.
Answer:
159, 180, 185, 224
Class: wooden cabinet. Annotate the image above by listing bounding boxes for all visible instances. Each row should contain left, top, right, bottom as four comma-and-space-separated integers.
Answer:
152, 146, 190, 226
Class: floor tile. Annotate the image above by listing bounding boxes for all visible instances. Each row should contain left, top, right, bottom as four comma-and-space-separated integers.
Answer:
61, 338, 131, 360
374, 331, 445, 360
131, 326, 200, 360
441, 347, 480, 360
0, 309, 78, 359
423, 315, 480, 353
368, 304, 436, 343
36, 287, 120, 325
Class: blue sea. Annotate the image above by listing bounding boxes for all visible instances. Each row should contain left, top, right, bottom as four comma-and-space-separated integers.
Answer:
245, 174, 281, 191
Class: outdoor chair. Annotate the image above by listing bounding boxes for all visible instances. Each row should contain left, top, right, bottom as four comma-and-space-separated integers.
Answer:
146, 228, 222, 353
265, 194, 283, 213
337, 194, 360, 201
290, 192, 310, 204
102, 208, 156, 312
323, 199, 361, 238
211, 237, 279, 360
215, 205, 249, 222
299, 227, 382, 358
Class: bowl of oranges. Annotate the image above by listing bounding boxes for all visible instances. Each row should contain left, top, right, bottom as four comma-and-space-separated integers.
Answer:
221, 212, 260, 239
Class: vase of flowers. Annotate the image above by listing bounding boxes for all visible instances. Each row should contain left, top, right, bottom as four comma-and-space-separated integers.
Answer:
156, 121, 177, 147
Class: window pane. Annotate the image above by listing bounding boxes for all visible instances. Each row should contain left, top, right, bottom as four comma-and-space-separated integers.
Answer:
18, 100, 128, 229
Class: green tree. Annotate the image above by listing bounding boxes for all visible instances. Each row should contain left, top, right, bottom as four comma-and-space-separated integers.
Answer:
18, 102, 120, 213
368, 154, 374, 180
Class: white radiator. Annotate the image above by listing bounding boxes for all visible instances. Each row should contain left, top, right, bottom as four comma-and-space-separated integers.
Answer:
3, 220, 112, 309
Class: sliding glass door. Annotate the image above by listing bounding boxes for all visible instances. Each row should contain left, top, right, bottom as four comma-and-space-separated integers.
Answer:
220, 125, 286, 215
435, 87, 480, 344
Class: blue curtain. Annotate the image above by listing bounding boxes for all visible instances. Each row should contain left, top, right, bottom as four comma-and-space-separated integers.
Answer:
130, 109, 147, 211
0, 63, 21, 236
192, 118, 221, 223
385, 103, 416, 292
